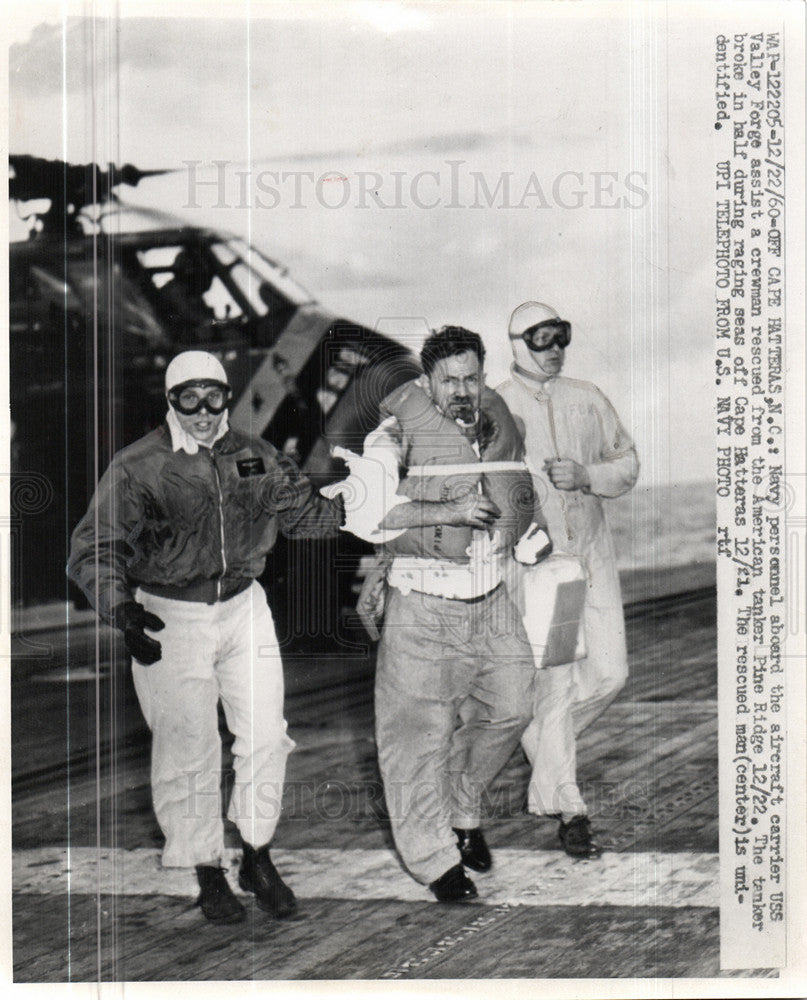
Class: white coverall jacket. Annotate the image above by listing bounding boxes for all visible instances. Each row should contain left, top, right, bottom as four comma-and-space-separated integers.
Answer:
497, 368, 640, 817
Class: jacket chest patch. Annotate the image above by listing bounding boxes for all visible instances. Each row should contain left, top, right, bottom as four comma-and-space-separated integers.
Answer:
236, 457, 266, 478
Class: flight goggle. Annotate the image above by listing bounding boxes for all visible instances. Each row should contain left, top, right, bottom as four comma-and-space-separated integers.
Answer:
510, 319, 572, 352
167, 381, 232, 415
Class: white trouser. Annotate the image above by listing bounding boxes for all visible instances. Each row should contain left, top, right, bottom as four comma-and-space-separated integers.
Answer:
520, 593, 628, 817
132, 581, 295, 868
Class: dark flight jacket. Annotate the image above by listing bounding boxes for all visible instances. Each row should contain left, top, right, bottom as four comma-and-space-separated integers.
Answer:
67, 423, 342, 621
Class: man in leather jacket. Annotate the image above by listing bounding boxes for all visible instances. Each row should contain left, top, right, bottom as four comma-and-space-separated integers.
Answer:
68, 350, 343, 925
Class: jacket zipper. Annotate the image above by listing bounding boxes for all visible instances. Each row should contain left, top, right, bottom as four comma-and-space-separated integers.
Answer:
211, 451, 227, 600
545, 392, 574, 543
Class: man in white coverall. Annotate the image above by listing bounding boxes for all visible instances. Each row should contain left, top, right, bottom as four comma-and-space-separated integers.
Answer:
68, 351, 344, 924
497, 303, 639, 858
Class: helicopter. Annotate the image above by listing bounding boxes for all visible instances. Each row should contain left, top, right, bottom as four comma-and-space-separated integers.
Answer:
9, 154, 420, 637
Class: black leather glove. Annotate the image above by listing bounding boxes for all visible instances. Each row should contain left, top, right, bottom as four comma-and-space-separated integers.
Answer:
112, 601, 165, 666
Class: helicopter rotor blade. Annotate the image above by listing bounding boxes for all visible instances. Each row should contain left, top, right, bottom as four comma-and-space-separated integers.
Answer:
9, 155, 180, 205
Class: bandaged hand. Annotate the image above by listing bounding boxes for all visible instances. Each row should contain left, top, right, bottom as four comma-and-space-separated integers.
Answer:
514, 522, 553, 565
321, 446, 408, 543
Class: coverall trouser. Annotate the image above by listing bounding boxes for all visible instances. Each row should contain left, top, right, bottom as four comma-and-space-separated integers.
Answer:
132, 581, 295, 868
375, 584, 535, 885
520, 556, 628, 817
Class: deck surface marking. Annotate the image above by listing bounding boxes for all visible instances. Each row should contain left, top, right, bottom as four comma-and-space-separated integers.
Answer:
14, 845, 718, 907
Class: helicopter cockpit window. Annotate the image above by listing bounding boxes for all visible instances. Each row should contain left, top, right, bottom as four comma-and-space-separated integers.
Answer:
210, 242, 238, 267
128, 240, 306, 347
223, 239, 313, 307
203, 276, 244, 321
227, 261, 269, 317
136, 246, 183, 288
209, 240, 303, 345
137, 245, 244, 330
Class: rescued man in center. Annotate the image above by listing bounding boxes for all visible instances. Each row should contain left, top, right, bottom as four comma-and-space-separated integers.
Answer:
324, 326, 551, 902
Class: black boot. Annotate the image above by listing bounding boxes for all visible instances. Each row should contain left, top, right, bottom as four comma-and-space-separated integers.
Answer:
453, 827, 493, 872
558, 815, 603, 859
239, 842, 297, 918
429, 863, 478, 902
195, 865, 246, 924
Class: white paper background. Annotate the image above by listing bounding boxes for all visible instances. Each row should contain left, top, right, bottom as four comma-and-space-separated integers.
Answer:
2, 1, 805, 997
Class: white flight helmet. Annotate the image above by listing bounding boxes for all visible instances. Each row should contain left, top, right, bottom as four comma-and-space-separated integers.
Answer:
508, 301, 570, 376
165, 350, 228, 392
